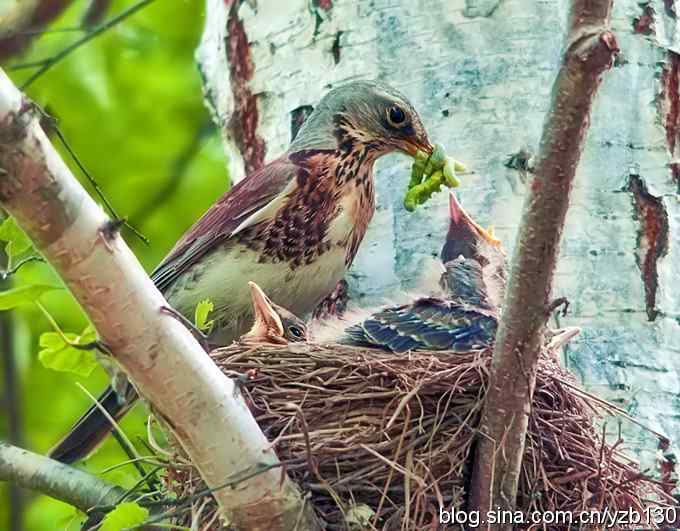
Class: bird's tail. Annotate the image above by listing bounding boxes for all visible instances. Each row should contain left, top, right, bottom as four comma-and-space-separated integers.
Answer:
49, 384, 136, 464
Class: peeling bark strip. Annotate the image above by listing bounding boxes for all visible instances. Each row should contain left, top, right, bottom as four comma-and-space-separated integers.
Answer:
660, 51, 680, 156
626, 174, 669, 322
468, 0, 618, 524
225, 1, 266, 174
633, 3, 655, 35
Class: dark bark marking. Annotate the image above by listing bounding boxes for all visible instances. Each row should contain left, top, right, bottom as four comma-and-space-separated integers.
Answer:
290, 105, 314, 141
633, 3, 655, 35
315, 0, 333, 10
225, 1, 266, 175
626, 174, 669, 322
311, 0, 333, 38
332, 31, 343, 65
463, 0, 503, 18
660, 51, 680, 156
671, 161, 680, 193
664, 0, 677, 18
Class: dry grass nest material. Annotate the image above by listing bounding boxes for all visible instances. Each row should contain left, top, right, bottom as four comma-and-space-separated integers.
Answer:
164, 344, 674, 530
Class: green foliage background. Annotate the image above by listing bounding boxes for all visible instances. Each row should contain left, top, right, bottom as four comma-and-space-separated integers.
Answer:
0, 1, 229, 528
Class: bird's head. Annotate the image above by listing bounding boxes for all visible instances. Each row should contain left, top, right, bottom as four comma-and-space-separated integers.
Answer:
242, 282, 308, 345
440, 193, 506, 308
441, 192, 504, 266
289, 80, 432, 158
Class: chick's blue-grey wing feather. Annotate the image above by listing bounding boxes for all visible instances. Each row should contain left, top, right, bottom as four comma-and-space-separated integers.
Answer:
151, 156, 302, 293
344, 298, 497, 354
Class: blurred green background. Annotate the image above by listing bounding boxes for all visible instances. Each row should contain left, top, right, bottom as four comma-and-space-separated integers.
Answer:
0, 1, 229, 528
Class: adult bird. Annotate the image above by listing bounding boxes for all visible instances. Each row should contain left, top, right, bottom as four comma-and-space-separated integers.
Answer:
50, 80, 432, 463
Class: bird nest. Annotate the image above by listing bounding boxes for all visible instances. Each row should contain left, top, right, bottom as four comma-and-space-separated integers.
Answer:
163, 344, 673, 530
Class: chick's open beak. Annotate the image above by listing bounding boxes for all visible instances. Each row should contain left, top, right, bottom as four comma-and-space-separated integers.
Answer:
448, 192, 501, 246
246, 281, 284, 339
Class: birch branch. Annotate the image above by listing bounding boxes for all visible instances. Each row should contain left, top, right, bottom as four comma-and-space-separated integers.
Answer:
0, 69, 317, 531
0, 440, 124, 512
468, 0, 618, 523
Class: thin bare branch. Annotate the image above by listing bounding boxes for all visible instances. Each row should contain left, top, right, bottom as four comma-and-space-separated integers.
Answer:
468, 0, 619, 524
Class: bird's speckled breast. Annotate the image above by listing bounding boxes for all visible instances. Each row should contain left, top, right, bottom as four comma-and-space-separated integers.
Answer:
237, 147, 376, 269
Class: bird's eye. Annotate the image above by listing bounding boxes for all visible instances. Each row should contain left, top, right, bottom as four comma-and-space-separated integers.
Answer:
288, 325, 305, 339
387, 105, 407, 127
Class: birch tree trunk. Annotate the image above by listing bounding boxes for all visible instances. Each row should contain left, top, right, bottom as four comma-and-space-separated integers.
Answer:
198, 0, 680, 470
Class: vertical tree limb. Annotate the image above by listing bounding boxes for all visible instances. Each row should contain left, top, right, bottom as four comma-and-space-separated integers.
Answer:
0, 69, 318, 531
468, 0, 618, 523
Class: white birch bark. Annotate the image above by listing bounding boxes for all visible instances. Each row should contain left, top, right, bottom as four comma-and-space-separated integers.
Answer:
0, 69, 315, 531
198, 0, 680, 465
0, 441, 125, 513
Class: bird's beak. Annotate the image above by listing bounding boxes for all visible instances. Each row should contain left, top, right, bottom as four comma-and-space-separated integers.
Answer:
448, 192, 501, 247
245, 281, 284, 340
401, 134, 434, 158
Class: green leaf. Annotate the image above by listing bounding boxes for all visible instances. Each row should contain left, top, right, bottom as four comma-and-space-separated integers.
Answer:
0, 217, 32, 259
38, 325, 98, 377
0, 284, 60, 310
194, 298, 214, 334
100, 502, 149, 531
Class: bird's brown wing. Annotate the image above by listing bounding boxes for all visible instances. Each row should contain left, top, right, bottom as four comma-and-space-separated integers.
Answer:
151, 155, 301, 292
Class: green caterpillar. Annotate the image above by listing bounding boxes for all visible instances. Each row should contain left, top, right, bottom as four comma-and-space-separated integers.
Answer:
404, 143, 466, 212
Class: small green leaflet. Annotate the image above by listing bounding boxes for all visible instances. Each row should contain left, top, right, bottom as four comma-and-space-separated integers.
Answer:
194, 298, 214, 334
100, 502, 149, 531
38, 325, 98, 377
0, 284, 60, 310
0, 217, 32, 260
